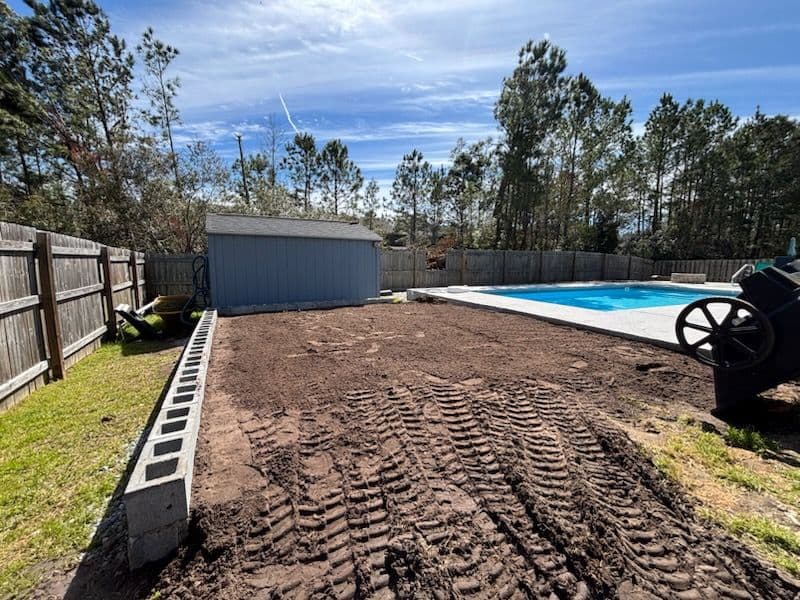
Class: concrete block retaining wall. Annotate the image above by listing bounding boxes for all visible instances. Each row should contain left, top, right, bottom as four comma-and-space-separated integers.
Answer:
123, 309, 217, 569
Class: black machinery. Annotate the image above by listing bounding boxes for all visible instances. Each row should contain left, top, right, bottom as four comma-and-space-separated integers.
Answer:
676, 259, 800, 411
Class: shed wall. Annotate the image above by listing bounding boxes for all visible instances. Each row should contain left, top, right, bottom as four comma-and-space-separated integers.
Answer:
208, 234, 379, 312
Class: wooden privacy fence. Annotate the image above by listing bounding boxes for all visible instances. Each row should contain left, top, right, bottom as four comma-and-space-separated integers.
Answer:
381, 249, 654, 291
145, 253, 198, 297
0, 221, 145, 410
148, 248, 656, 294
653, 258, 772, 283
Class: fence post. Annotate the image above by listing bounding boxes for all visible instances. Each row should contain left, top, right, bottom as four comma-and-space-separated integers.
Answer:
601, 253, 608, 281
100, 246, 117, 339
35, 231, 65, 380
570, 251, 577, 281
627, 254, 633, 280
129, 250, 140, 308
460, 250, 466, 285
501, 251, 507, 285
538, 250, 544, 282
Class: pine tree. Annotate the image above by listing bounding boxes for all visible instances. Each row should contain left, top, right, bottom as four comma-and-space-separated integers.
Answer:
281, 133, 318, 212
318, 139, 362, 215
447, 139, 489, 247
642, 93, 681, 232
137, 27, 181, 189
391, 149, 431, 245
361, 179, 381, 230
493, 39, 567, 249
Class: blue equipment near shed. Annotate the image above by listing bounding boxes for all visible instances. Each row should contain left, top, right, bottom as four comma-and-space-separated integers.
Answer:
206, 213, 382, 315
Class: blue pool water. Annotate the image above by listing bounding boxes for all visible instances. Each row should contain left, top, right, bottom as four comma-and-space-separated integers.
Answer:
481, 285, 738, 311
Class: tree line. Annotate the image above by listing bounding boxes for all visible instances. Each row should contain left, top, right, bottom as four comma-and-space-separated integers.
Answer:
2, 1, 798, 259
390, 41, 800, 259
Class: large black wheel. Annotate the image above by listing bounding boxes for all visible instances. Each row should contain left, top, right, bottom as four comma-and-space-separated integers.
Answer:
675, 297, 774, 371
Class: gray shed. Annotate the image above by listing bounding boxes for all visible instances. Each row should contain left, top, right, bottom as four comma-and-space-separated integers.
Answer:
206, 213, 382, 314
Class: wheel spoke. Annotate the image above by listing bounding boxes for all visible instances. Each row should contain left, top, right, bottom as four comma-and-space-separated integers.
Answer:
690, 335, 712, 349
729, 336, 757, 356
700, 304, 718, 330
677, 296, 773, 370
728, 324, 761, 334
684, 322, 713, 333
719, 306, 738, 329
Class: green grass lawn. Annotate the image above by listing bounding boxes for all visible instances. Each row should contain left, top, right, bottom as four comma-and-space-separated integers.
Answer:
0, 341, 181, 598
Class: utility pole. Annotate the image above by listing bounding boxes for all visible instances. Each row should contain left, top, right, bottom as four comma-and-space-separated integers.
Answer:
234, 132, 250, 205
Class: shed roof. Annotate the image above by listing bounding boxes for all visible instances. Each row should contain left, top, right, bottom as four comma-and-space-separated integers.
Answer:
206, 213, 382, 242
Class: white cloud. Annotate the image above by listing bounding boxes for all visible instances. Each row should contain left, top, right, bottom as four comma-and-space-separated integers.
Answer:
109, 0, 799, 188
597, 65, 800, 92
117, 0, 669, 114
312, 121, 497, 143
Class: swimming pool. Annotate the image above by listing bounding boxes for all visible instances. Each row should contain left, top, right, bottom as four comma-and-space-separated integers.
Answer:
481, 284, 738, 311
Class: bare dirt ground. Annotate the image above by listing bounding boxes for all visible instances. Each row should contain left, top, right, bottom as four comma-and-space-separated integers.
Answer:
47, 302, 800, 599
148, 302, 800, 599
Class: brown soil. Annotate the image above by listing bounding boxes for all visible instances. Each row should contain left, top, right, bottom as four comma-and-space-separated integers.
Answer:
51, 302, 800, 599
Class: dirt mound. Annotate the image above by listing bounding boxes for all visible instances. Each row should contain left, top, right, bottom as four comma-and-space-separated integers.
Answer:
156, 371, 798, 598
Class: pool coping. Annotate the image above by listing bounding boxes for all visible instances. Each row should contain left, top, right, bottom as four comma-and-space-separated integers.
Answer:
407, 280, 741, 349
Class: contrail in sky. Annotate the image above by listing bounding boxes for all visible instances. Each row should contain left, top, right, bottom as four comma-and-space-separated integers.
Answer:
279, 93, 301, 134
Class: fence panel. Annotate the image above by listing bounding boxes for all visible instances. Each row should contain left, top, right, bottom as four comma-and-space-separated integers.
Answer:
540, 251, 574, 282
629, 257, 654, 280
1, 221, 144, 411
417, 270, 448, 287
504, 251, 536, 284
573, 252, 604, 281
0, 222, 46, 409
463, 250, 504, 285
109, 246, 136, 309
605, 254, 630, 280
146, 254, 197, 297
379, 249, 417, 290
49, 232, 106, 369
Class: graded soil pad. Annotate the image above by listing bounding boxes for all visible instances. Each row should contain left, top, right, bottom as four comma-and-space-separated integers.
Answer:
87, 304, 800, 598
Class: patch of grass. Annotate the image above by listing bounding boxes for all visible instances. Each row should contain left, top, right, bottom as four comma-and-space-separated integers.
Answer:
689, 429, 731, 467
724, 426, 779, 456
620, 395, 647, 410
710, 512, 800, 577
0, 341, 180, 598
641, 419, 800, 578
653, 453, 679, 480
119, 313, 166, 340
659, 425, 770, 492
718, 465, 767, 491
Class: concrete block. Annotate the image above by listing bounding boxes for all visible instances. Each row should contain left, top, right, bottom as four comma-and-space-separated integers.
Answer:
671, 272, 707, 284
124, 463, 189, 536
128, 518, 189, 569
123, 309, 217, 569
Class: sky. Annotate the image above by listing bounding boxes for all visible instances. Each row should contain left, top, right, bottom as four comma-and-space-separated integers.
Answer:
10, 0, 800, 196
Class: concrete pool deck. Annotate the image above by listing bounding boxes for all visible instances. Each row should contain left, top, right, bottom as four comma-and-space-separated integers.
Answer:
407, 280, 741, 349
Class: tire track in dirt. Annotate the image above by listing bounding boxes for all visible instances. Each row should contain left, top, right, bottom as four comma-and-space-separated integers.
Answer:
158, 374, 800, 599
